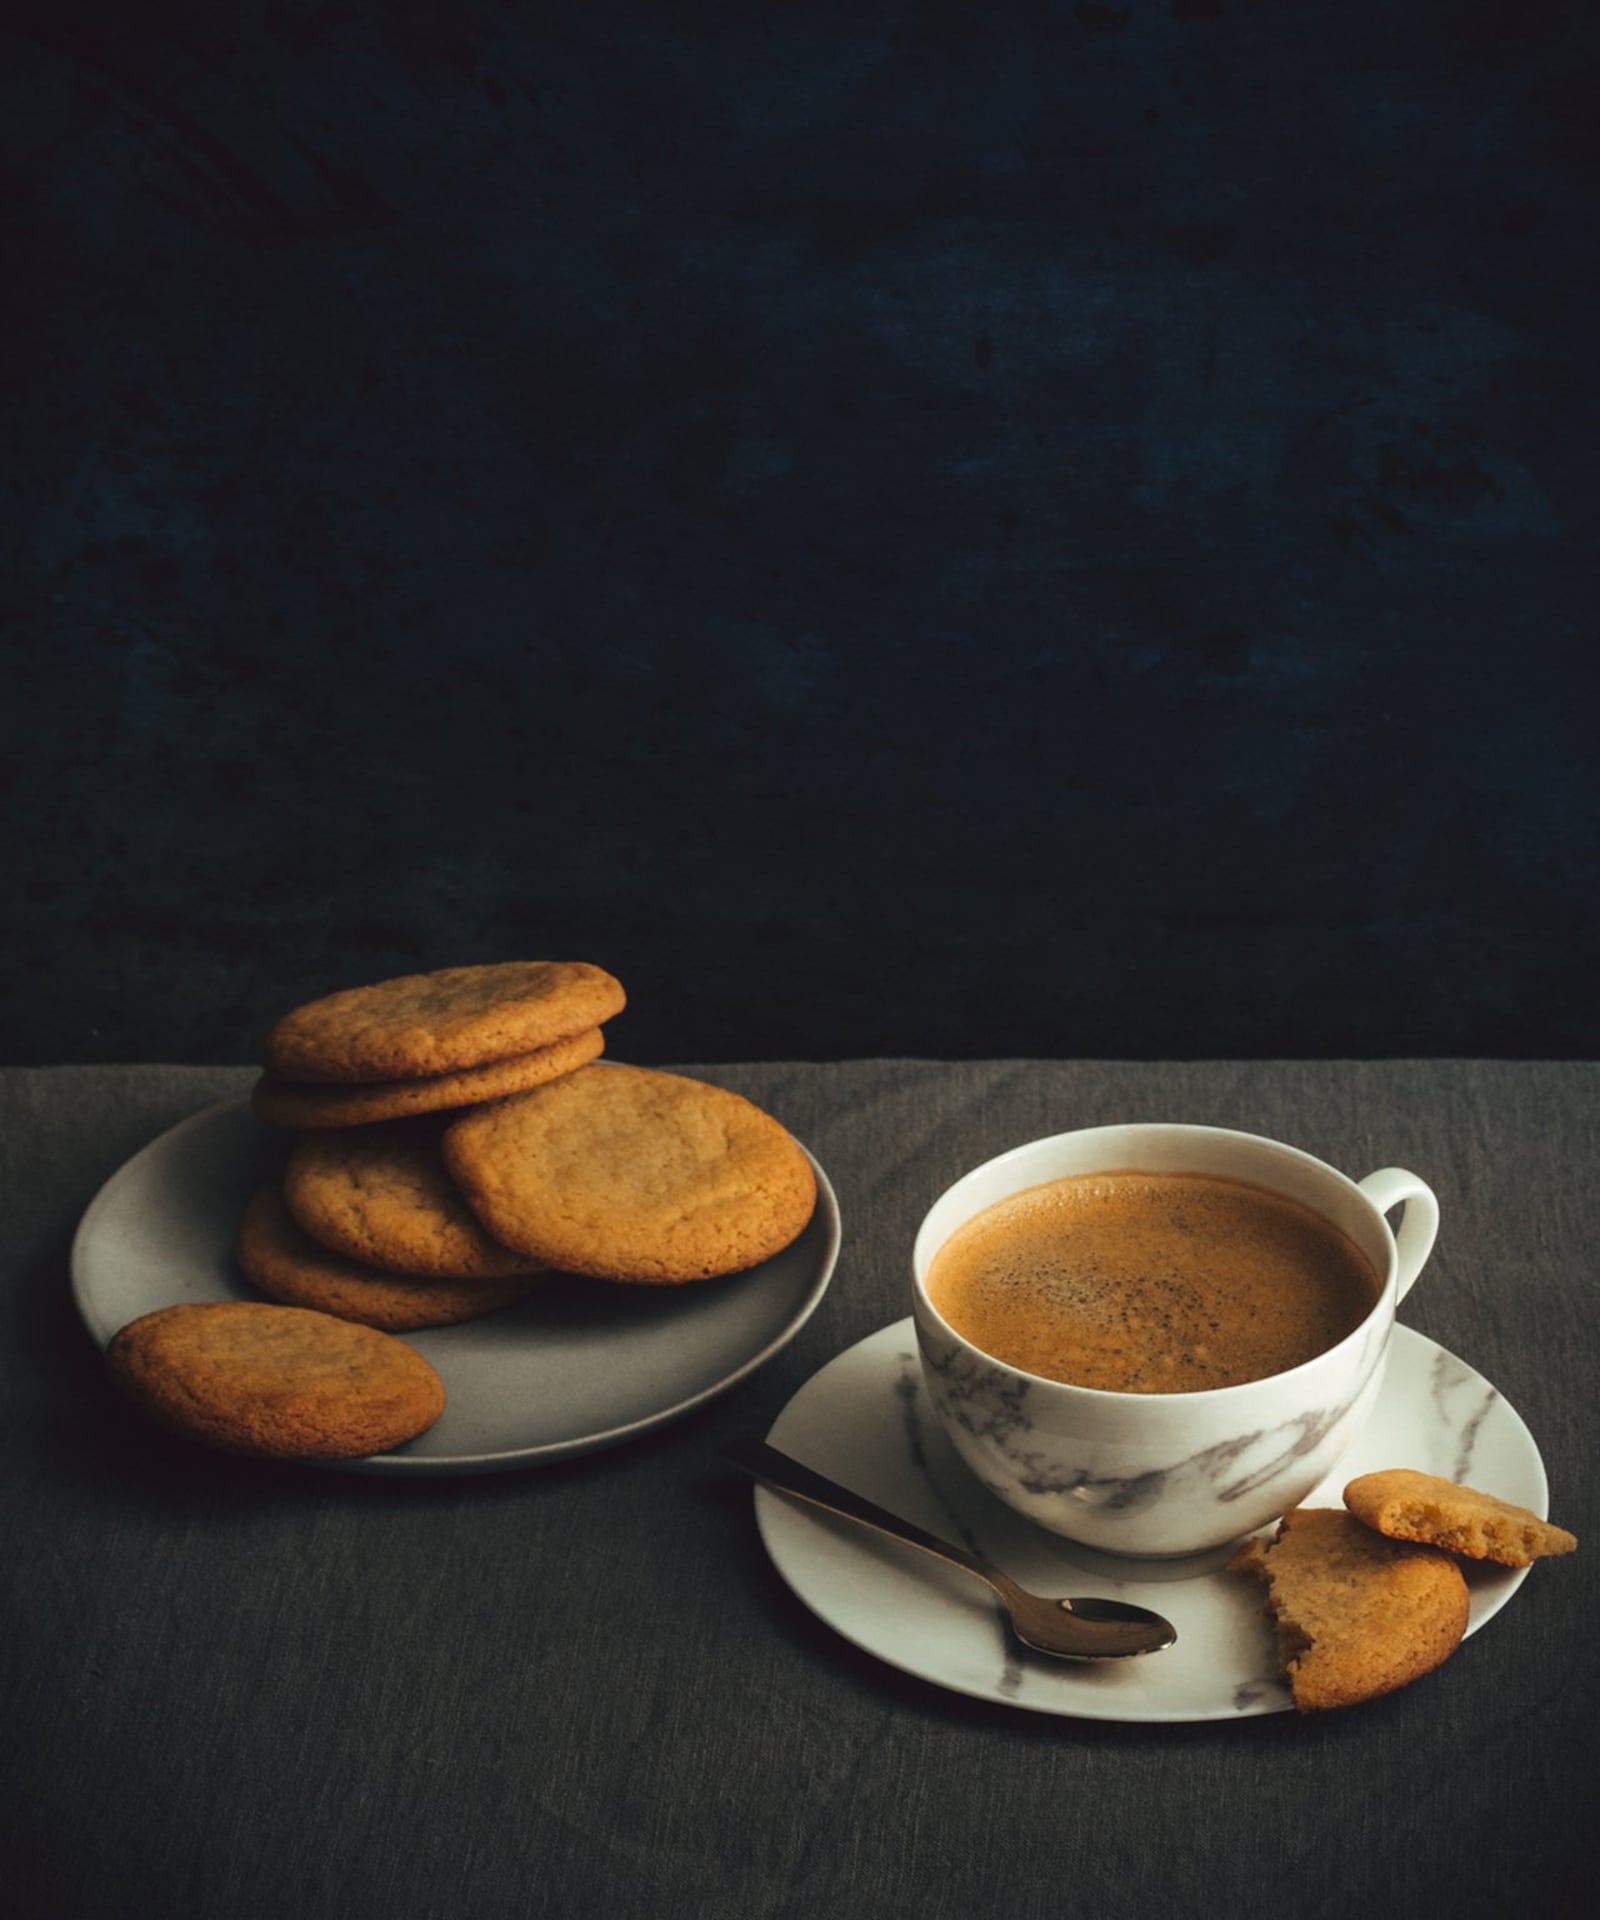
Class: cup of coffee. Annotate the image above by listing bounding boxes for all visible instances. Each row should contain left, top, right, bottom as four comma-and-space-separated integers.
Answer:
911, 1124, 1438, 1558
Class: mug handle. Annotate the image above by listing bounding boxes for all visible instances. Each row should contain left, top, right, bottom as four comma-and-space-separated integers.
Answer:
1357, 1168, 1439, 1304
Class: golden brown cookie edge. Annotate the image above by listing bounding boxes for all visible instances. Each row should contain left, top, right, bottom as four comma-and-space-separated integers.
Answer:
442, 1063, 818, 1283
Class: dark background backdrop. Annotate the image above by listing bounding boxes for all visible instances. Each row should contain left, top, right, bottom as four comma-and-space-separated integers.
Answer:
3, 0, 1595, 1068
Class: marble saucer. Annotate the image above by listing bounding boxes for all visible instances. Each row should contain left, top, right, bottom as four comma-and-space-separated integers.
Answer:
753, 1317, 1547, 1722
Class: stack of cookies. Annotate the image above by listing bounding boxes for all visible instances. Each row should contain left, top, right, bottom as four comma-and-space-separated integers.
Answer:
243, 956, 817, 1309
1231, 1469, 1577, 1711
107, 960, 819, 1462
240, 960, 633, 1332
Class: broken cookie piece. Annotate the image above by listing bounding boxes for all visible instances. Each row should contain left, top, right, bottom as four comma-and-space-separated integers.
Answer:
1344, 1468, 1577, 1568
1230, 1507, 1470, 1711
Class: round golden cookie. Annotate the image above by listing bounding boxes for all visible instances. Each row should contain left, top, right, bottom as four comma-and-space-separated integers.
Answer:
1344, 1468, 1577, 1567
264, 961, 625, 1083
283, 1123, 547, 1279
1229, 1507, 1469, 1711
238, 1184, 536, 1330
105, 1300, 447, 1459
251, 1027, 606, 1129
442, 1063, 818, 1283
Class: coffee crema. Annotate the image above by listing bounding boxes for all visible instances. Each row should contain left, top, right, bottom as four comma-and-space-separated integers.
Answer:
924, 1170, 1382, 1393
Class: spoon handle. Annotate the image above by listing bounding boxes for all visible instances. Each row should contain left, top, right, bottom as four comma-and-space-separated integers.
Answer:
722, 1438, 1002, 1592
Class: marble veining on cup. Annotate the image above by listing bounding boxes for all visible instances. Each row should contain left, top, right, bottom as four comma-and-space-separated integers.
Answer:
918, 1322, 1388, 1549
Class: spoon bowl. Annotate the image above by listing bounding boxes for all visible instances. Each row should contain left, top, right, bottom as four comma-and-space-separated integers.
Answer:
723, 1438, 1176, 1662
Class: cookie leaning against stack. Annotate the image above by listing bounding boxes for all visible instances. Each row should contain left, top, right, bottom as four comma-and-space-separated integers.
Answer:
443, 1061, 818, 1283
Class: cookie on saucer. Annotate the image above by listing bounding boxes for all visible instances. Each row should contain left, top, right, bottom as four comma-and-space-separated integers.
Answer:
105, 1300, 447, 1459
443, 1062, 817, 1283
238, 1185, 537, 1331
1344, 1468, 1576, 1567
1230, 1507, 1470, 1712
264, 961, 625, 1083
282, 1123, 546, 1278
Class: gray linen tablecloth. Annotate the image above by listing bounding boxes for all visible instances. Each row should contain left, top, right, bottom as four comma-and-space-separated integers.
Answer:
2, 1062, 1594, 1919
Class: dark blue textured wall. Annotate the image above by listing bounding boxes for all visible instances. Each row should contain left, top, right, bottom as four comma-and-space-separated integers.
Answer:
3, 1, 1596, 1064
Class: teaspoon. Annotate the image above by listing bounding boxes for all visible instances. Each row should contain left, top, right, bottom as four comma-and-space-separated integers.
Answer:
724, 1438, 1176, 1662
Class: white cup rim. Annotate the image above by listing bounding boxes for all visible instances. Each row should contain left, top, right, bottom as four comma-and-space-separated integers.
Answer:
912, 1122, 1400, 1405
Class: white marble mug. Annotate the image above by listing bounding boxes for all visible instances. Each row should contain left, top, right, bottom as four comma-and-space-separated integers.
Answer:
911, 1124, 1439, 1558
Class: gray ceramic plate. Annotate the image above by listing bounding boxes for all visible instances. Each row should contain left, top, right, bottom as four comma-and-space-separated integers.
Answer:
73, 1097, 841, 1473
